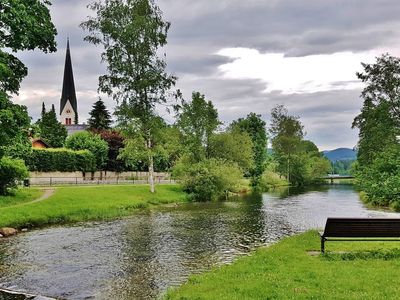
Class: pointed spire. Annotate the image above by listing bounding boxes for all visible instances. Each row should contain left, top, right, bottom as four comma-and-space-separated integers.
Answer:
60, 38, 78, 124
41, 102, 46, 118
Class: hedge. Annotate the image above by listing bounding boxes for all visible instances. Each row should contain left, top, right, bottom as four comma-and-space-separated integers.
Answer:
26, 148, 96, 172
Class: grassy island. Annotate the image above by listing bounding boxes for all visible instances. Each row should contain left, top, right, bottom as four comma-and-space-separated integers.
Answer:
0, 185, 187, 229
166, 231, 400, 299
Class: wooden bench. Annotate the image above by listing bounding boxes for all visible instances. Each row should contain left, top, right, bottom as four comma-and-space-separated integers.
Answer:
320, 218, 400, 253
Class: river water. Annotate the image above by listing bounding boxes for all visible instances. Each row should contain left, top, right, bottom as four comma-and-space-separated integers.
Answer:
0, 185, 398, 299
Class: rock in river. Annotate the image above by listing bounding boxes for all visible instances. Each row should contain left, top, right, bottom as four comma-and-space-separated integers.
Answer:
0, 227, 18, 237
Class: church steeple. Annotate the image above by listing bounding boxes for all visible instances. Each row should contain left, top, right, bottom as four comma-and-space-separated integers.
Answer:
60, 38, 78, 125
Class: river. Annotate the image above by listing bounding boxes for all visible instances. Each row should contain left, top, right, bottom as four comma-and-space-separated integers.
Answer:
0, 185, 398, 299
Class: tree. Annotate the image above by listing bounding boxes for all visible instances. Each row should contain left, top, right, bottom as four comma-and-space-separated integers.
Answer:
208, 130, 254, 173
180, 158, 244, 201
81, 0, 176, 192
230, 113, 267, 185
65, 131, 109, 170
353, 54, 400, 166
0, 156, 28, 195
269, 105, 304, 184
352, 54, 400, 207
0, 0, 57, 194
0, 91, 31, 158
99, 130, 125, 172
88, 99, 112, 131
0, 0, 57, 94
37, 103, 68, 148
118, 117, 182, 172
176, 92, 220, 162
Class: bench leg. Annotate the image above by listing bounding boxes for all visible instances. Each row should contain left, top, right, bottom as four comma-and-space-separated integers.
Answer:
321, 237, 325, 253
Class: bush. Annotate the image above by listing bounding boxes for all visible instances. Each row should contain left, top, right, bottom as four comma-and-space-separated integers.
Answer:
65, 131, 109, 169
26, 148, 96, 172
178, 158, 243, 201
98, 130, 126, 172
0, 157, 29, 195
259, 170, 289, 191
356, 145, 400, 208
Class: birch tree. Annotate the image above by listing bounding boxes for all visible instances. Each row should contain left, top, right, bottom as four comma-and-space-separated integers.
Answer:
81, 0, 176, 192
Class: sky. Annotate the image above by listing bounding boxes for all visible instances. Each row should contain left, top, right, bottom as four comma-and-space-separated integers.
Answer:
12, 0, 400, 150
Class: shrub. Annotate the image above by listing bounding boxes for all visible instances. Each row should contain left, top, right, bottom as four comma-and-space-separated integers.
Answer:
0, 157, 29, 195
65, 131, 109, 169
26, 148, 96, 172
178, 158, 243, 201
356, 145, 400, 208
259, 170, 288, 191
99, 130, 126, 172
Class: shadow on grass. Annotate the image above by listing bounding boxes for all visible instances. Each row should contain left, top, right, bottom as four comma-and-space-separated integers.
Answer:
322, 248, 400, 261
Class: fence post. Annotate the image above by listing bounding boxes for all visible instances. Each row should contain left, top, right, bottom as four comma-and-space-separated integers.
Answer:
50, 177, 52, 186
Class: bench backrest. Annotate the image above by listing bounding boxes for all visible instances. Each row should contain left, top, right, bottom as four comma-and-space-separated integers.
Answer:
322, 218, 400, 238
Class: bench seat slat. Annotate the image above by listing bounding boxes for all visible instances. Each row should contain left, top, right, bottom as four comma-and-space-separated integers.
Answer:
322, 218, 400, 238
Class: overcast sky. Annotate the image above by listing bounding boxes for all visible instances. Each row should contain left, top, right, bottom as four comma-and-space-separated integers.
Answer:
12, 0, 400, 150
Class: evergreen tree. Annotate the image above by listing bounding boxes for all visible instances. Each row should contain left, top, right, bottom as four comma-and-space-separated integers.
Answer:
37, 104, 68, 148
88, 99, 112, 131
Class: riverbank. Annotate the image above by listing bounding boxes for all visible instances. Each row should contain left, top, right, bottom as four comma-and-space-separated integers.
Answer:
166, 231, 400, 299
0, 185, 187, 229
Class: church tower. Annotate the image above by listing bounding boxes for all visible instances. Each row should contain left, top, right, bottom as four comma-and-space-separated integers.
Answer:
60, 38, 78, 125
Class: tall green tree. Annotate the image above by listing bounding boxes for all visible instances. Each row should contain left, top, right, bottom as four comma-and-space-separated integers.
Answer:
81, 0, 176, 193
37, 104, 68, 148
208, 130, 254, 173
0, 0, 57, 94
352, 54, 400, 207
0, 0, 56, 194
230, 113, 267, 185
353, 54, 400, 166
269, 105, 304, 184
176, 92, 220, 162
88, 99, 112, 131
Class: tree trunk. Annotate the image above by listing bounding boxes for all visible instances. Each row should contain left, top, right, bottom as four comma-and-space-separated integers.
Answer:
147, 138, 155, 193
148, 154, 155, 193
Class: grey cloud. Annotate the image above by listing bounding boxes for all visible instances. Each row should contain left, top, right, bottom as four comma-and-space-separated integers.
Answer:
162, 0, 400, 55
11, 0, 397, 150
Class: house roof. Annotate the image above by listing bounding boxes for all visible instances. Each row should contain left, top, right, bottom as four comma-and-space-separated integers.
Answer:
31, 138, 50, 148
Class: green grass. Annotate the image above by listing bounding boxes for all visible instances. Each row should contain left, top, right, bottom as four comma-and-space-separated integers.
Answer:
0, 184, 187, 229
166, 231, 400, 299
0, 188, 43, 207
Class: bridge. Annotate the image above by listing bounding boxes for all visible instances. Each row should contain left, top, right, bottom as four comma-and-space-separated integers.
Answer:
322, 175, 354, 184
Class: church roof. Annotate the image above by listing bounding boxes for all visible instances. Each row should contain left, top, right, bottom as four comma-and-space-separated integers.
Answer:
60, 39, 78, 118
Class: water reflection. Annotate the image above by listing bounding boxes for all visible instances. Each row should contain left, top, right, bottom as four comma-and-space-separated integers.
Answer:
0, 186, 398, 299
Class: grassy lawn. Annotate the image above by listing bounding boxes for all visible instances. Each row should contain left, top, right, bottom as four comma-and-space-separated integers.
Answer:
166, 231, 400, 299
0, 188, 43, 207
0, 184, 187, 229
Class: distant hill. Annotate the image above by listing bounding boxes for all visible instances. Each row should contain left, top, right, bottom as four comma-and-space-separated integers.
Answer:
322, 148, 357, 162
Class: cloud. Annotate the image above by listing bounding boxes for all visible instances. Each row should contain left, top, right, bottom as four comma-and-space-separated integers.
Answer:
9, 0, 400, 150
216, 48, 376, 94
